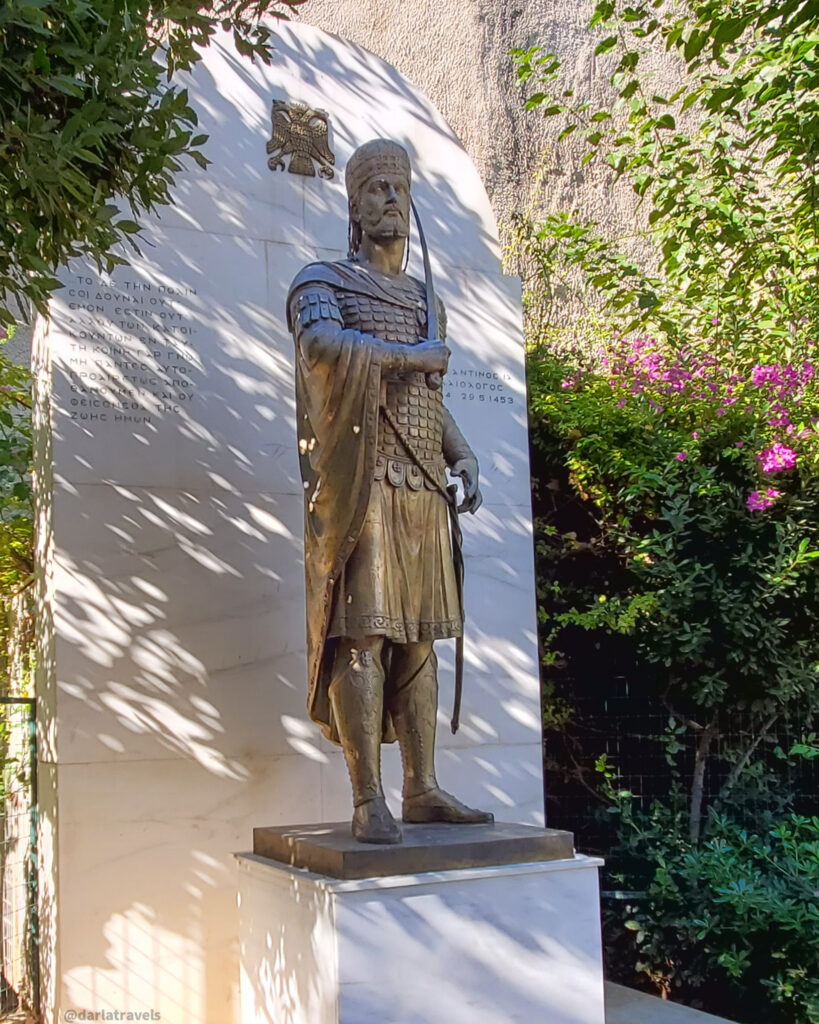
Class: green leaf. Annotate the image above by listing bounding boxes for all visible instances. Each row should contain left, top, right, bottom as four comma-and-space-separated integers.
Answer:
713, 19, 747, 52
43, 75, 86, 97
683, 30, 708, 62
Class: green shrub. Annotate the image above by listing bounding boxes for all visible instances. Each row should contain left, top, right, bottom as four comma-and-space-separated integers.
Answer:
600, 754, 819, 1023
530, 331, 819, 742
0, 329, 33, 690
527, 326, 819, 1021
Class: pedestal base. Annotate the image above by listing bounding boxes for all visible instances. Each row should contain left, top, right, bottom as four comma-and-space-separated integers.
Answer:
253, 819, 575, 878
236, 839, 606, 1024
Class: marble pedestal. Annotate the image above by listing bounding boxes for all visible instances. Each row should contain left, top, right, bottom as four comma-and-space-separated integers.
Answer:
236, 841, 606, 1024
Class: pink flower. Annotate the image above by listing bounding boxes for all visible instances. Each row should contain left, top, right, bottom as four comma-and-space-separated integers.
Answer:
735, 441, 744, 449
747, 488, 783, 512
759, 443, 798, 473
675, 452, 688, 461
691, 431, 700, 439
711, 317, 719, 325
752, 364, 783, 387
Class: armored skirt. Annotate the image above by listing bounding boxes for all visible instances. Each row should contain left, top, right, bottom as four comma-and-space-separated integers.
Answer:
328, 469, 462, 644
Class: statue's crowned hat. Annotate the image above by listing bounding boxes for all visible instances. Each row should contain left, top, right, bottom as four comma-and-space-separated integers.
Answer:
345, 139, 411, 199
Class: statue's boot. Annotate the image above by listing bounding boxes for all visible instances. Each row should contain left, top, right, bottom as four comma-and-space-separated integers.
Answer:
330, 643, 402, 845
403, 787, 495, 824
390, 643, 494, 826
351, 795, 402, 844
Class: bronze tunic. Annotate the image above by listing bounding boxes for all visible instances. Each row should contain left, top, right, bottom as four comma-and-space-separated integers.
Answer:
311, 265, 460, 643
287, 259, 464, 740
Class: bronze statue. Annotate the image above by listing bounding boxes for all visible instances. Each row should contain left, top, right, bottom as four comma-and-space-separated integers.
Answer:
286, 139, 493, 844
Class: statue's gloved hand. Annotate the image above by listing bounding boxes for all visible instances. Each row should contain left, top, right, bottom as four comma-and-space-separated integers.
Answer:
450, 456, 483, 514
409, 339, 450, 376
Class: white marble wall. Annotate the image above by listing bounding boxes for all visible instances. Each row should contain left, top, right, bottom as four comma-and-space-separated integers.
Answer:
35, 23, 545, 1024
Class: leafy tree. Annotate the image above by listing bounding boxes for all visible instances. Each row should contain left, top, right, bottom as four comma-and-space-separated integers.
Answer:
0, 0, 306, 326
513, 0, 819, 352
515, 3, 819, 1019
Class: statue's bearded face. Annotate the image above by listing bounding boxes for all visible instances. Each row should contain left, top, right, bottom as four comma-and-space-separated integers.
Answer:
351, 172, 410, 242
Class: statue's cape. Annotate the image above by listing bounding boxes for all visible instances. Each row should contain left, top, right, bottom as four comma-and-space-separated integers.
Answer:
288, 260, 408, 742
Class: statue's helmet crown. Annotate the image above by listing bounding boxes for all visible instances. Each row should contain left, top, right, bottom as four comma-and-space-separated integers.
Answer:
345, 139, 411, 201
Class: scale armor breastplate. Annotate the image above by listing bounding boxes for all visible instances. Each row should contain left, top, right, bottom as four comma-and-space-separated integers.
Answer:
336, 286, 446, 491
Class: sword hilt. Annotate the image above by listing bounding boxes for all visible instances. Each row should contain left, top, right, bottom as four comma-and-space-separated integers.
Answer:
411, 197, 443, 394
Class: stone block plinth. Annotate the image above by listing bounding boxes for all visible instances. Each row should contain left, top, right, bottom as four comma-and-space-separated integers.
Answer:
236, 835, 606, 1024
252, 819, 575, 879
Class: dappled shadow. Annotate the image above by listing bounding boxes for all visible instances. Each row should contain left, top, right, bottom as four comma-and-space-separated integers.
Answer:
237, 855, 605, 1024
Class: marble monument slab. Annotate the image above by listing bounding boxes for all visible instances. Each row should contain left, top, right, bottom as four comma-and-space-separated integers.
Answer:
35, 20, 552, 1024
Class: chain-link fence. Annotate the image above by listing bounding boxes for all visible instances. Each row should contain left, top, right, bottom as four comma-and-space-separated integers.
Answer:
0, 697, 38, 1021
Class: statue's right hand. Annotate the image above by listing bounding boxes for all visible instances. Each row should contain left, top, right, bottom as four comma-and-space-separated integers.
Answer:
411, 340, 450, 375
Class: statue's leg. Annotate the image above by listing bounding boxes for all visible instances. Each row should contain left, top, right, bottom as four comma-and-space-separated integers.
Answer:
388, 641, 439, 799
330, 635, 401, 845
389, 641, 495, 826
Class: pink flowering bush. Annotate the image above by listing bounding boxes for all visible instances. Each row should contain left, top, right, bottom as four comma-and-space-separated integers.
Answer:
759, 444, 798, 474
528, 332, 819, 1023
563, 331, 818, 512
517, 0, 819, 1013
530, 327, 819, 701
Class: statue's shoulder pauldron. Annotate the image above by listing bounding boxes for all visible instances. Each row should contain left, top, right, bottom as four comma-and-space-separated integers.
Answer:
287, 262, 347, 333
290, 286, 343, 335
288, 261, 350, 295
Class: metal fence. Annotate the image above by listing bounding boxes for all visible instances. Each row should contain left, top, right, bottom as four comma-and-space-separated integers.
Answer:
0, 697, 38, 1021
545, 682, 818, 856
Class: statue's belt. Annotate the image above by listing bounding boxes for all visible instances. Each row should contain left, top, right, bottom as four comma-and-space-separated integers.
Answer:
379, 404, 465, 734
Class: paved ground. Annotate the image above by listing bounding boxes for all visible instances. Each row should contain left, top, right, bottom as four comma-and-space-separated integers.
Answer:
607, 983, 739, 1024
0, 986, 741, 1023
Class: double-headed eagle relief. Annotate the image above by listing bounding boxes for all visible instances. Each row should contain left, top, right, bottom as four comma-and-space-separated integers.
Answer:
266, 99, 335, 179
